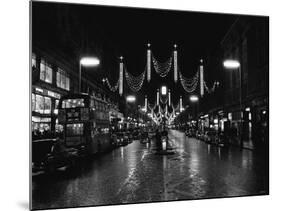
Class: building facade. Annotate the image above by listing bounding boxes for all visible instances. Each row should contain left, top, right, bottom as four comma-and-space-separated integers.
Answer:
220, 16, 269, 149
31, 47, 120, 138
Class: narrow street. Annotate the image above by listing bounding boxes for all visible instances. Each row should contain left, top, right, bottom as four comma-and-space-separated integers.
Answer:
32, 130, 268, 210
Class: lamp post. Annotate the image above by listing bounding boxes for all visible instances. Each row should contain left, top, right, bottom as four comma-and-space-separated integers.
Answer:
223, 59, 243, 147
190, 95, 199, 129
79, 57, 100, 93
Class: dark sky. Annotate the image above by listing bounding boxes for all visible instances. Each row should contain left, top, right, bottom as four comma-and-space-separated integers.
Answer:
32, 1, 238, 107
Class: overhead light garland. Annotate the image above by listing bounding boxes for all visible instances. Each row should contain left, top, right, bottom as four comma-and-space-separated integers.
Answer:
124, 65, 146, 92
104, 78, 119, 92
179, 70, 199, 93
152, 53, 172, 77
204, 81, 220, 93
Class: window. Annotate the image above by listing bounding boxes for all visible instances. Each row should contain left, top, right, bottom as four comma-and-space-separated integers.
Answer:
33, 94, 52, 114
62, 98, 85, 108
32, 53, 36, 68
32, 93, 36, 111
66, 123, 84, 136
54, 99, 59, 115
56, 68, 70, 90
40, 59, 52, 83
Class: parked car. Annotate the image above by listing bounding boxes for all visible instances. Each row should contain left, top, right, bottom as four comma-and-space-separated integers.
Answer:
203, 131, 219, 144
32, 138, 78, 173
115, 132, 125, 146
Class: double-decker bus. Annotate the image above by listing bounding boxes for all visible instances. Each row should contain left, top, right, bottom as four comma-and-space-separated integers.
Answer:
57, 93, 113, 155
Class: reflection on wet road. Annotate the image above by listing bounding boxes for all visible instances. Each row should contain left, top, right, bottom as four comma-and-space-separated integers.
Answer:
32, 130, 268, 210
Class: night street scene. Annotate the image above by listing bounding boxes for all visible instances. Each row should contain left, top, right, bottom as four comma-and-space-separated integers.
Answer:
31, 1, 269, 210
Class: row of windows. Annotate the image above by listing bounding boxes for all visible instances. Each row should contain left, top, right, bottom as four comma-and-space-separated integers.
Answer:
33, 53, 70, 91
57, 68, 70, 90
91, 99, 109, 112
32, 93, 52, 114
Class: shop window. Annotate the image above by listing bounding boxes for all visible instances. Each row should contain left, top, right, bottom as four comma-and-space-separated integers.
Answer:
54, 99, 59, 115
40, 59, 52, 83
33, 94, 52, 114
56, 68, 70, 90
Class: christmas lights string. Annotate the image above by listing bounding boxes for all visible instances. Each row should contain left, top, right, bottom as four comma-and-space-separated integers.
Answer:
204, 81, 219, 93
179, 70, 199, 93
160, 95, 168, 104
148, 102, 157, 111
104, 78, 119, 92
152, 52, 173, 78
124, 65, 146, 92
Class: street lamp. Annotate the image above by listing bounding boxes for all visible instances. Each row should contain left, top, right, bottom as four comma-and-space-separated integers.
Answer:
126, 95, 136, 103
223, 59, 242, 147
79, 57, 100, 93
190, 95, 199, 102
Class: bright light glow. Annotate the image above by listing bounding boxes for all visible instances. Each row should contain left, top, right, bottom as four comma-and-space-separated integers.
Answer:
228, 113, 232, 121
126, 95, 136, 103
245, 107, 250, 112
80, 57, 100, 66
141, 107, 146, 112
190, 95, 199, 102
214, 119, 218, 124
262, 110, 267, 115
161, 86, 167, 95
223, 60, 240, 69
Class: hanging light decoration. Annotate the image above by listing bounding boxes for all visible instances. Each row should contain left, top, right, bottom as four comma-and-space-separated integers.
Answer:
119, 56, 124, 96
180, 96, 183, 112
200, 59, 204, 97
124, 65, 146, 92
168, 89, 171, 106
104, 78, 119, 92
147, 43, 151, 82
157, 89, 160, 105
179, 70, 199, 93
145, 95, 148, 112
174, 44, 178, 83
204, 81, 219, 93
152, 53, 172, 77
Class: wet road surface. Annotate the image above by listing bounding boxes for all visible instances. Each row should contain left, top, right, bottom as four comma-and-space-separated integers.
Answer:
32, 130, 269, 210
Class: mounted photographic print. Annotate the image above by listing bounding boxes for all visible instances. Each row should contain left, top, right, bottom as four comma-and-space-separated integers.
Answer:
30, 1, 269, 210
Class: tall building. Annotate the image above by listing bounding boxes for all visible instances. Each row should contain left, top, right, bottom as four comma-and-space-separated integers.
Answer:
220, 16, 269, 149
